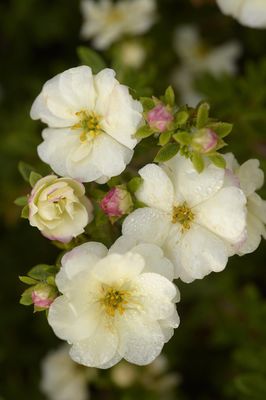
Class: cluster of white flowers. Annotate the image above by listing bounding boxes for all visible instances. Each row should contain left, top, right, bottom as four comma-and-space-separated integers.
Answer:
25, 64, 266, 371
80, 0, 156, 49
216, 0, 266, 28
173, 25, 241, 106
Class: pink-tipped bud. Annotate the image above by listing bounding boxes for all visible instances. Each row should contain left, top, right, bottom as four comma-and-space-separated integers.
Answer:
100, 187, 133, 217
31, 285, 57, 309
146, 103, 174, 132
192, 128, 218, 153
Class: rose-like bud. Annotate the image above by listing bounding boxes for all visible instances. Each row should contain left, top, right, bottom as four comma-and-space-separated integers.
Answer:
146, 103, 174, 132
192, 128, 218, 153
100, 187, 133, 217
28, 175, 93, 243
31, 284, 57, 309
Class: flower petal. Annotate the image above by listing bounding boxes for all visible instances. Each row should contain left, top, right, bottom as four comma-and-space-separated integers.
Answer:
136, 164, 174, 212
122, 207, 170, 246
164, 154, 225, 207
237, 159, 264, 196
117, 311, 165, 365
69, 318, 119, 368
195, 187, 247, 243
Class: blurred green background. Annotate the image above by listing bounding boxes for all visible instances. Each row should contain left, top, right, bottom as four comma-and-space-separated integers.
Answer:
1, 0, 266, 399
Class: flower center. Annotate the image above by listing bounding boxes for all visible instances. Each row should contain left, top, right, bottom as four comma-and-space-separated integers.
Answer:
100, 287, 130, 317
72, 111, 103, 143
172, 202, 194, 230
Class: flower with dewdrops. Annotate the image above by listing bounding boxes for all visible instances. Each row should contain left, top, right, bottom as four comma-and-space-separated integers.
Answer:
30, 66, 143, 183
224, 153, 266, 255
216, 0, 266, 28
28, 175, 93, 243
172, 25, 241, 106
80, 0, 156, 50
121, 153, 247, 282
48, 241, 179, 368
41, 345, 97, 400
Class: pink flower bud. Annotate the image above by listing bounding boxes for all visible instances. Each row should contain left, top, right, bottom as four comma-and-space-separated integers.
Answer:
100, 187, 133, 217
31, 285, 57, 309
192, 128, 218, 153
146, 104, 174, 132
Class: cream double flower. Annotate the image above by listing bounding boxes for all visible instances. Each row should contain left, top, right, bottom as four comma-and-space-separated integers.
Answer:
31, 66, 143, 183
28, 175, 93, 242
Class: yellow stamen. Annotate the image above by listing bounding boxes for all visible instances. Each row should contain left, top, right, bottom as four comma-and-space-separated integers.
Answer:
172, 202, 194, 231
72, 111, 103, 143
100, 287, 130, 317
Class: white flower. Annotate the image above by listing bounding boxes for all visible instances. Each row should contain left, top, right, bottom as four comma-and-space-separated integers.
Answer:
172, 25, 241, 106
28, 175, 93, 242
30, 66, 143, 183
216, 0, 266, 28
122, 154, 247, 282
80, 0, 156, 50
48, 241, 179, 368
40, 345, 96, 400
224, 153, 266, 255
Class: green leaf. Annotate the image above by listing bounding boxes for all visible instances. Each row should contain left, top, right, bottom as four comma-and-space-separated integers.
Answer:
18, 161, 35, 183
20, 287, 34, 306
173, 131, 192, 145
135, 125, 153, 139
19, 276, 38, 285
154, 143, 179, 162
175, 111, 189, 126
28, 264, 56, 281
29, 171, 42, 187
77, 46, 106, 74
207, 122, 233, 138
159, 131, 172, 146
140, 97, 154, 111
46, 276, 56, 286
21, 205, 29, 219
128, 177, 143, 193
208, 153, 226, 169
164, 86, 175, 107
191, 153, 204, 173
14, 196, 28, 206
196, 102, 210, 129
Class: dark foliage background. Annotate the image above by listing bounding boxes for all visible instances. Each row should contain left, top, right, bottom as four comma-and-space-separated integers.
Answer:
0, 0, 266, 399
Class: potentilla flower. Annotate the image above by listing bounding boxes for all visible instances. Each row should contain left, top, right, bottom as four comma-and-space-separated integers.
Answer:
48, 241, 178, 368
31, 284, 57, 309
28, 175, 93, 242
100, 186, 133, 217
80, 0, 156, 50
172, 25, 241, 106
216, 0, 266, 28
224, 153, 266, 255
30, 66, 143, 183
146, 104, 174, 133
41, 345, 96, 400
122, 154, 247, 282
